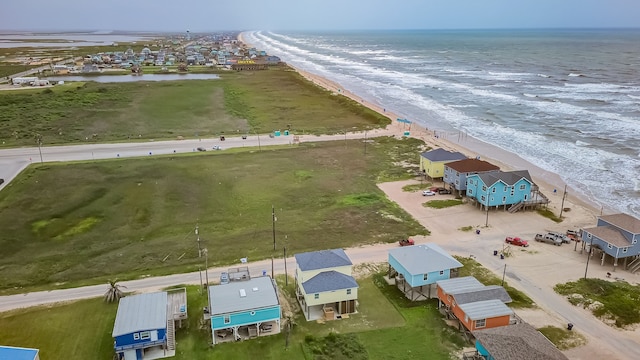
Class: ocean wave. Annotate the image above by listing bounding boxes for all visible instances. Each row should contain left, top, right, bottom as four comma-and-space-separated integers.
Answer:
537, 73, 551, 78
568, 73, 585, 77
575, 140, 591, 147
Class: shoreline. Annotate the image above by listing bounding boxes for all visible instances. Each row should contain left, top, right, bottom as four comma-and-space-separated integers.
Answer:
238, 32, 602, 225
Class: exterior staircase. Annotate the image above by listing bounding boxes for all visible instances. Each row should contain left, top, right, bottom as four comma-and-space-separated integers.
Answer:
628, 256, 640, 274
508, 201, 524, 213
166, 319, 176, 351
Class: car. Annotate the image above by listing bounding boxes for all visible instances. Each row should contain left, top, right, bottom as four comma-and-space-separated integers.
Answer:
219, 272, 229, 285
399, 238, 415, 246
422, 190, 436, 196
196, 147, 206, 152
548, 231, 571, 244
430, 186, 445, 192
535, 233, 562, 246
212, 145, 222, 150
438, 189, 452, 195
505, 236, 529, 247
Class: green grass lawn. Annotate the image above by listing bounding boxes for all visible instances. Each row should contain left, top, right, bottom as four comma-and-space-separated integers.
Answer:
0, 137, 426, 292
455, 256, 535, 309
537, 325, 586, 350
0, 67, 389, 147
422, 199, 463, 209
0, 273, 462, 360
554, 278, 640, 327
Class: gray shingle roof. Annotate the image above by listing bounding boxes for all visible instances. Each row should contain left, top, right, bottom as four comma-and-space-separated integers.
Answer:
301, 270, 358, 293
473, 323, 569, 360
452, 285, 512, 304
389, 243, 463, 275
112, 292, 167, 337
599, 213, 640, 234
208, 276, 279, 315
476, 170, 532, 187
420, 148, 467, 162
295, 249, 352, 271
458, 299, 513, 320
583, 226, 631, 247
436, 276, 484, 294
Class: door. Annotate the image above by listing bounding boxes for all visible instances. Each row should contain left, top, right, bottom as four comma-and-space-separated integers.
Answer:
150, 330, 158, 342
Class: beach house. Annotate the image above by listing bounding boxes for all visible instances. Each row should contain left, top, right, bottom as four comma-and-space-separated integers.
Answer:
208, 276, 281, 345
437, 277, 515, 333
581, 213, 640, 273
294, 249, 358, 321
466, 170, 544, 212
464, 322, 569, 360
419, 149, 467, 180
112, 289, 187, 360
387, 243, 462, 300
443, 158, 500, 195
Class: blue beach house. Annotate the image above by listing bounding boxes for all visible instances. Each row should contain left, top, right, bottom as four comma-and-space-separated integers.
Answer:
0, 345, 40, 360
466, 170, 537, 211
208, 276, 281, 345
388, 243, 462, 300
112, 289, 187, 360
582, 213, 640, 272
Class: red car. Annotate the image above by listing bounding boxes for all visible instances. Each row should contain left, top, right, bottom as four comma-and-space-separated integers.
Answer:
505, 236, 529, 247
399, 238, 415, 246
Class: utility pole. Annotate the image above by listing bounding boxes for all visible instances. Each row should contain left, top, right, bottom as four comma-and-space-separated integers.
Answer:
256, 131, 261, 151
198, 266, 203, 294
485, 206, 489, 227
271, 256, 274, 279
195, 223, 201, 257
559, 185, 568, 219
284, 246, 288, 286
272, 205, 277, 251
364, 128, 367, 155
584, 237, 593, 279
35, 134, 43, 164
501, 264, 506, 286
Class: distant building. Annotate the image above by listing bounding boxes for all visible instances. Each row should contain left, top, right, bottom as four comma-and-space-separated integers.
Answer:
582, 213, 640, 272
419, 148, 467, 180
0, 345, 40, 360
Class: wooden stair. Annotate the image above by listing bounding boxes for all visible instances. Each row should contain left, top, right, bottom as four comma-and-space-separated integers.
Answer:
628, 256, 640, 274
166, 319, 175, 351
508, 201, 524, 213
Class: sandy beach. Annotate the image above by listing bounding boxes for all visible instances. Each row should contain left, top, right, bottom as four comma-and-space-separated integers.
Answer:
238, 32, 640, 359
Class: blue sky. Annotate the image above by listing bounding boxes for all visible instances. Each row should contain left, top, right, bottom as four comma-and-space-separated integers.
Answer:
2, 0, 639, 32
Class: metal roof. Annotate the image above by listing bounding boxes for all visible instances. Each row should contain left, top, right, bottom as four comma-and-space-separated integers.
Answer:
208, 276, 279, 315
473, 323, 569, 360
294, 249, 352, 271
458, 299, 513, 320
0, 346, 39, 360
112, 292, 168, 337
452, 285, 512, 305
301, 270, 359, 293
389, 243, 463, 275
436, 276, 484, 294
420, 148, 467, 162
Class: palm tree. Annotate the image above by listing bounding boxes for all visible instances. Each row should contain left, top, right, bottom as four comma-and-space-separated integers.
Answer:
104, 279, 126, 303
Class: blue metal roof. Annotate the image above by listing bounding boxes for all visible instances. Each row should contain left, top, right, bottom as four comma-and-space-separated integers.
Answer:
0, 346, 39, 360
295, 249, 352, 271
301, 271, 358, 293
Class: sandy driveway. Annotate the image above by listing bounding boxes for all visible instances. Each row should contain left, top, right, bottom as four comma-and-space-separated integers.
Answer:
378, 179, 640, 360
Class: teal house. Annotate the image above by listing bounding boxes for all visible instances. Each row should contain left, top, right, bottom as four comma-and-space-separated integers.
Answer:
388, 243, 462, 301
209, 276, 281, 345
466, 170, 540, 211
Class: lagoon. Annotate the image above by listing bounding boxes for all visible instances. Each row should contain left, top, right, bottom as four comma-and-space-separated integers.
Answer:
44, 73, 220, 83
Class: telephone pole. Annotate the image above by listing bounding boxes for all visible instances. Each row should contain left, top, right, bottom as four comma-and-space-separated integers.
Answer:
272, 205, 277, 251
559, 185, 568, 219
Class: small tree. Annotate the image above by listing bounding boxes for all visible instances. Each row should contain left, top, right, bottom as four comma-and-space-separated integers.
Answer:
104, 279, 126, 303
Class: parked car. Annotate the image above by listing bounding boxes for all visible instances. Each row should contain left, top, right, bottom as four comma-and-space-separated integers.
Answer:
535, 233, 562, 246
430, 186, 445, 192
505, 236, 529, 247
196, 147, 206, 152
399, 238, 415, 246
422, 190, 436, 196
548, 231, 571, 244
219, 272, 229, 285
212, 145, 222, 150
438, 189, 452, 195
566, 229, 581, 241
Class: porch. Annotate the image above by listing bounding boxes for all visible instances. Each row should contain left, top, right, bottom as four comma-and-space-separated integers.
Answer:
213, 319, 280, 345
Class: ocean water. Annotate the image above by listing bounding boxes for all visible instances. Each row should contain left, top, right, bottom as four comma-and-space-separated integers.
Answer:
244, 29, 640, 218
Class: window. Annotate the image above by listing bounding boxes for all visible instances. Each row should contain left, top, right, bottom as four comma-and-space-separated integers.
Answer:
456, 171, 459, 176
502, 196, 506, 203
481, 195, 486, 202
587, 233, 592, 239
423, 273, 428, 281
314, 294, 319, 299
482, 185, 487, 192
475, 319, 486, 328
439, 270, 444, 275
519, 184, 526, 190
139, 331, 150, 340
250, 311, 256, 316
224, 315, 230, 324
347, 289, 352, 295
504, 186, 507, 191
633, 239, 638, 244
622, 247, 628, 253
492, 188, 496, 193
607, 244, 613, 249
133, 333, 140, 340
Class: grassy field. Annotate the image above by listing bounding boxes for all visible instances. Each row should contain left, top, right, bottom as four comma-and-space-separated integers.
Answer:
0, 68, 390, 147
456, 256, 535, 309
0, 137, 426, 292
554, 278, 640, 327
537, 325, 586, 350
0, 64, 39, 78
0, 273, 462, 360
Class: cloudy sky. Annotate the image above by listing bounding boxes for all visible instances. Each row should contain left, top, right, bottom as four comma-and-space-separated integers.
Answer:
2, 0, 639, 32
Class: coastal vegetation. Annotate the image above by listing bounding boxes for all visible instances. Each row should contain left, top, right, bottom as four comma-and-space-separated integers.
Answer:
0, 68, 389, 147
401, 182, 432, 192
0, 137, 426, 292
537, 325, 586, 350
554, 278, 640, 327
422, 199, 463, 209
